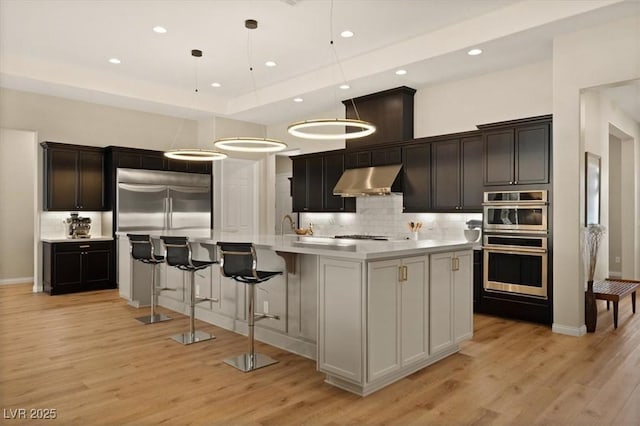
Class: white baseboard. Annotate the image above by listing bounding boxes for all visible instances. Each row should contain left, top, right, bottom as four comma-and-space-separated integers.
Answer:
0, 277, 33, 285
552, 323, 586, 337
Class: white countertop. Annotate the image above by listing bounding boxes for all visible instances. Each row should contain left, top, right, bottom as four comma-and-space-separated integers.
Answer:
41, 236, 114, 243
116, 228, 474, 260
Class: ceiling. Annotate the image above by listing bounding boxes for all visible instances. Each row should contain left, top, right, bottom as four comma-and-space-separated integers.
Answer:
1, 0, 638, 126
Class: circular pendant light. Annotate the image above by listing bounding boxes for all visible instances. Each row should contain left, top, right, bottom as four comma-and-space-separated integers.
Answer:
212, 20, 287, 154
286, 1, 376, 141
214, 137, 287, 153
164, 149, 227, 161
287, 118, 376, 140
163, 49, 227, 162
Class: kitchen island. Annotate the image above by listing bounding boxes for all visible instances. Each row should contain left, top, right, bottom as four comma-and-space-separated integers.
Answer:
116, 229, 474, 396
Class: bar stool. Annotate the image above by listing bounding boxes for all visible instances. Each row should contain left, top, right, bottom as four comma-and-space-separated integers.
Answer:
160, 236, 218, 345
216, 242, 282, 372
127, 234, 172, 324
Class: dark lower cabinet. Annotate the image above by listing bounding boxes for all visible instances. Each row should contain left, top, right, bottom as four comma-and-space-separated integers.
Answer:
473, 249, 482, 311
43, 241, 115, 295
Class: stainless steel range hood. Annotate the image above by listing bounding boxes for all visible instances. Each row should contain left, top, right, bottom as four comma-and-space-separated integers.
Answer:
333, 164, 402, 197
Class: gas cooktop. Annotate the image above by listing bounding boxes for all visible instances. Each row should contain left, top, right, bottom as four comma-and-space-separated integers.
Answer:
334, 234, 389, 241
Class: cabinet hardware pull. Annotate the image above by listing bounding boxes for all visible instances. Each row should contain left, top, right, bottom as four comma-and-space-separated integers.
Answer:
398, 265, 403, 282
79, 245, 90, 248
402, 265, 408, 282
452, 257, 459, 271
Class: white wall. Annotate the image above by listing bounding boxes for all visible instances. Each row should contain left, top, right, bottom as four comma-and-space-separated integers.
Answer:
0, 88, 199, 150
0, 128, 36, 283
552, 14, 640, 336
415, 60, 553, 137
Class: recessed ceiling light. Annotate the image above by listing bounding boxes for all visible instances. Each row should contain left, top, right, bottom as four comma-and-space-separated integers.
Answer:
395, 69, 407, 75
265, 60, 277, 67
153, 26, 167, 34
293, 97, 303, 103
339, 84, 350, 90
211, 82, 221, 88
108, 58, 121, 64
340, 30, 354, 38
467, 48, 483, 56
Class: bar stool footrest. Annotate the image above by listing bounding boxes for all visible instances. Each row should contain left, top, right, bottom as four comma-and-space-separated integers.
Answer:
195, 297, 219, 304
170, 330, 215, 345
254, 313, 280, 321
136, 313, 172, 324
224, 353, 278, 372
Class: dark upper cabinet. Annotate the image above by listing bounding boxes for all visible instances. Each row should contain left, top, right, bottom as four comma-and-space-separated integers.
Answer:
292, 152, 355, 213
431, 139, 461, 211
78, 151, 106, 211
323, 153, 356, 212
343, 86, 416, 151
292, 155, 323, 212
307, 156, 324, 211
482, 117, 550, 186
108, 147, 211, 174
460, 136, 484, 209
515, 124, 549, 185
484, 129, 514, 186
431, 134, 483, 212
402, 142, 431, 212
292, 157, 307, 212
43, 240, 115, 295
371, 147, 402, 166
42, 142, 106, 211
345, 146, 402, 169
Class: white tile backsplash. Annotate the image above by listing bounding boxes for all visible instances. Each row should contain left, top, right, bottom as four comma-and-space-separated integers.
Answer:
299, 194, 481, 240
40, 212, 103, 239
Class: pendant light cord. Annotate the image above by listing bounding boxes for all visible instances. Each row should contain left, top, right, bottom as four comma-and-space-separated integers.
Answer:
247, 27, 258, 101
193, 54, 200, 93
329, 0, 361, 121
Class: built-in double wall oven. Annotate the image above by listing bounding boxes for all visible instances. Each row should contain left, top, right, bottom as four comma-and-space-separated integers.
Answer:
482, 190, 549, 299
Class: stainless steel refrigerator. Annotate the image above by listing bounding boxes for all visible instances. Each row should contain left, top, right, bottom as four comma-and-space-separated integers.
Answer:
116, 168, 211, 232
116, 168, 211, 307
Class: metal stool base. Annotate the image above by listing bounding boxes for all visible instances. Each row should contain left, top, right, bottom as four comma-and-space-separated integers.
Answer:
224, 353, 278, 372
135, 313, 172, 324
170, 330, 215, 345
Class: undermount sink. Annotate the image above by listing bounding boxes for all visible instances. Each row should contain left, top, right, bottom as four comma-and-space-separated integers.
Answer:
290, 236, 357, 251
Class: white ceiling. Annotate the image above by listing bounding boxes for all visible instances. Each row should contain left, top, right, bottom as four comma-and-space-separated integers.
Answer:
1, 0, 638, 125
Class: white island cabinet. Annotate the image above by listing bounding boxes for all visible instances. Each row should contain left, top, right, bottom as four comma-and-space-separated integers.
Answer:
116, 230, 473, 396
319, 250, 473, 396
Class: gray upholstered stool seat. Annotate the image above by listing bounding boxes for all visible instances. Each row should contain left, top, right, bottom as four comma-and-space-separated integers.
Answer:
216, 242, 282, 372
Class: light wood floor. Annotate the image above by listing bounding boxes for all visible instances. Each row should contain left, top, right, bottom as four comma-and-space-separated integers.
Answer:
1, 283, 639, 425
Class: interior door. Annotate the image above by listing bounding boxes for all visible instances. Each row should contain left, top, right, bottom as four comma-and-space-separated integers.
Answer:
220, 159, 256, 234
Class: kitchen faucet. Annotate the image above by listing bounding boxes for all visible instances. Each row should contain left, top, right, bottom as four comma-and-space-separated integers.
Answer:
280, 214, 295, 236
